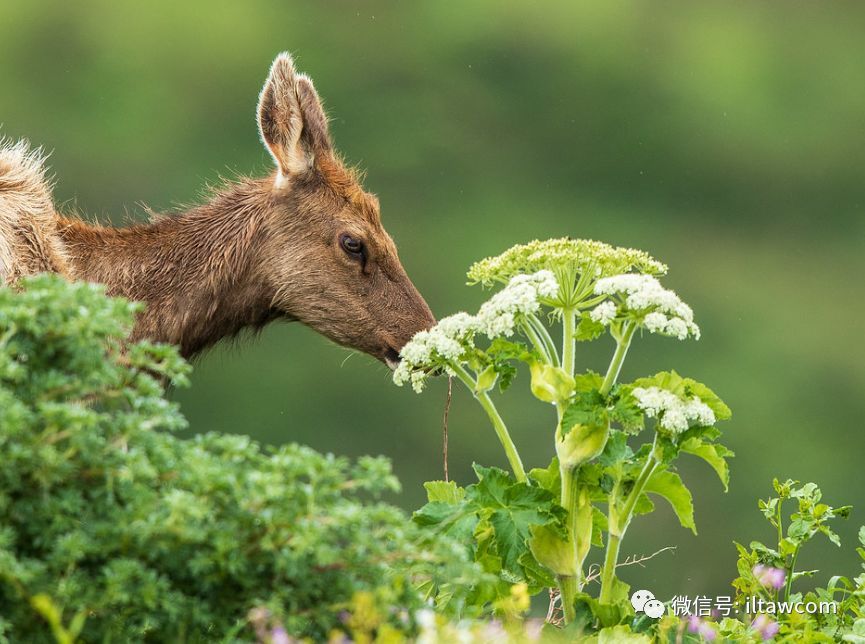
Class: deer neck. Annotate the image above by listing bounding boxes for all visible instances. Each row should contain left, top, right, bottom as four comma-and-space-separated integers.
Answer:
58, 180, 281, 357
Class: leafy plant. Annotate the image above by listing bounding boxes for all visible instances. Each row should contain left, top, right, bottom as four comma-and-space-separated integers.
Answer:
671, 480, 864, 643
0, 275, 488, 642
393, 238, 733, 635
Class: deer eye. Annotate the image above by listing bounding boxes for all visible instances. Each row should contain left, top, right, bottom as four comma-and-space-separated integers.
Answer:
339, 234, 365, 260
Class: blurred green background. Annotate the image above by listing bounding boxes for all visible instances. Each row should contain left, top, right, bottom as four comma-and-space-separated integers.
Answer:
2, 1, 863, 603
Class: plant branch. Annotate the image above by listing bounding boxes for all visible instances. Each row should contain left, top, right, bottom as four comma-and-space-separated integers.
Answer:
599, 321, 636, 397
599, 434, 661, 602
448, 362, 527, 482
527, 313, 560, 367
562, 308, 576, 377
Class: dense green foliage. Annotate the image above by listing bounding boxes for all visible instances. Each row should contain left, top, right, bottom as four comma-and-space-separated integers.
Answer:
0, 276, 483, 643
652, 480, 865, 643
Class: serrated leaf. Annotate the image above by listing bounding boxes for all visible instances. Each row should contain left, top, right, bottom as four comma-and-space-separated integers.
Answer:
643, 469, 696, 534
608, 386, 644, 434
467, 465, 568, 575
574, 371, 604, 393
679, 438, 733, 491
560, 390, 607, 437
424, 480, 465, 504
598, 430, 632, 467
576, 316, 605, 341
412, 501, 478, 542
528, 458, 561, 498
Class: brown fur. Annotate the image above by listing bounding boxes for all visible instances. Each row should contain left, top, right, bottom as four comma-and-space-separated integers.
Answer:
0, 53, 435, 364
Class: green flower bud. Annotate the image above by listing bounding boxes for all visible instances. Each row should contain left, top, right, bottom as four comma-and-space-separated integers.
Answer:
529, 525, 576, 575
529, 361, 576, 404
556, 418, 610, 469
474, 365, 498, 393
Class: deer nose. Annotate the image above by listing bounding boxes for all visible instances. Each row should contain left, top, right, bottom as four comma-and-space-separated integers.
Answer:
384, 346, 402, 369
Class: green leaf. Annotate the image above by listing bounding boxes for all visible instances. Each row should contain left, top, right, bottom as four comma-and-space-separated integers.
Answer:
528, 458, 561, 499
576, 316, 605, 341
467, 465, 567, 575
608, 386, 644, 434
573, 371, 604, 392
643, 469, 696, 534
682, 379, 732, 421
560, 390, 608, 436
598, 430, 632, 467
424, 480, 465, 504
679, 438, 734, 491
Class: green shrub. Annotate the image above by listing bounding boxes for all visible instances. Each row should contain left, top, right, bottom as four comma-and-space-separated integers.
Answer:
0, 276, 482, 643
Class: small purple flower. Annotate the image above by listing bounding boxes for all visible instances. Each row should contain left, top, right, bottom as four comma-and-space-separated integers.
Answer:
524, 618, 544, 641
269, 627, 291, 644
751, 614, 780, 640
687, 614, 702, 633
753, 564, 786, 590
483, 620, 507, 640
686, 615, 717, 641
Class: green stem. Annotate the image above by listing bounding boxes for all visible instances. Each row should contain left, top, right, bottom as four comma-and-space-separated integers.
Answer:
520, 319, 552, 365
449, 363, 527, 482
785, 545, 800, 601
558, 465, 582, 622
562, 308, 576, 377
599, 435, 661, 603
599, 533, 622, 604
528, 313, 560, 367
477, 390, 526, 482
599, 321, 636, 397
559, 575, 578, 624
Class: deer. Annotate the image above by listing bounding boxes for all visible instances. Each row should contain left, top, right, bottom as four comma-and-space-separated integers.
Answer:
0, 53, 435, 367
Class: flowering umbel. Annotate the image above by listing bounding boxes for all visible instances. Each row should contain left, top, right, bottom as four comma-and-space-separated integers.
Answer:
392, 238, 731, 631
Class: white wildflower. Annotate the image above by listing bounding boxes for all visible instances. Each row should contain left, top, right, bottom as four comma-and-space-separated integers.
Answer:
632, 386, 716, 433
594, 274, 699, 340
436, 312, 479, 338
643, 311, 668, 333
589, 301, 618, 325
393, 312, 479, 392
476, 270, 558, 338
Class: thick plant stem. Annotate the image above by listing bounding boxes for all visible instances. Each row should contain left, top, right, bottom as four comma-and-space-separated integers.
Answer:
599, 436, 661, 603
449, 363, 527, 482
599, 533, 622, 604
599, 322, 636, 397
559, 575, 578, 624
558, 464, 583, 622
562, 308, 576, 377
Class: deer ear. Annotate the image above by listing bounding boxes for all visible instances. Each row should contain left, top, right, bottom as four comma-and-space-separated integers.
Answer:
257, 53, 331, 183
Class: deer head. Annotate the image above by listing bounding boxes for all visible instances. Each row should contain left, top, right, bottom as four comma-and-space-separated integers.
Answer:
254, 53, 435, 367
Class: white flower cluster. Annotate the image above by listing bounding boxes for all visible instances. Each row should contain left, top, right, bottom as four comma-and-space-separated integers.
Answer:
591, 274, 700, 340
476, 270, 558, 338
588, 300, 617, 325
393, 271, 558, 393
632, 386, 715, 433
393, 312, 476, 393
